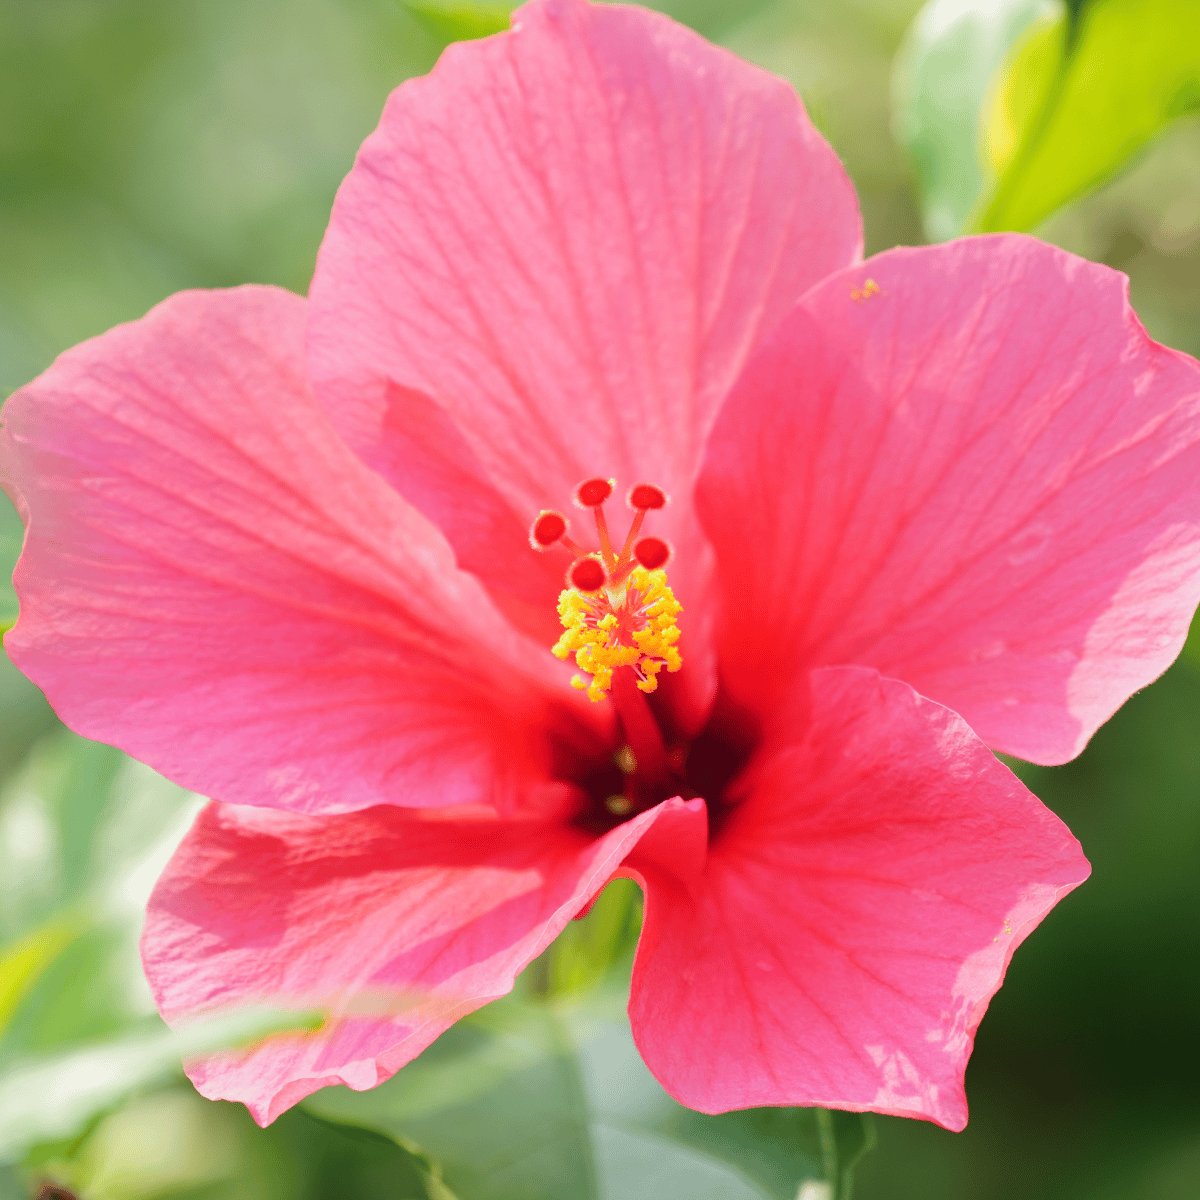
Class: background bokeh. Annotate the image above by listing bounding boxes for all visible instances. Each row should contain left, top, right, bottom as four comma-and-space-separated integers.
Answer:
2, 1, 1199, 1197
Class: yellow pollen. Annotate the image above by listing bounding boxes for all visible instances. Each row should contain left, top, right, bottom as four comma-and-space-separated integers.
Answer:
851, 277, 881, 303
552, 566, 683, 702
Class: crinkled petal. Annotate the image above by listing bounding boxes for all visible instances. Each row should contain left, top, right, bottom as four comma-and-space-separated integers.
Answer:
1, 286, 603, 815
306, 0, 862, 686
698, 235, 1200, 764
626, 665, 1089, 1130
142, 796, 694, 1125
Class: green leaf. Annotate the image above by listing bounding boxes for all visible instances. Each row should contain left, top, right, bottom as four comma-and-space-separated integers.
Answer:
817, 1108, 877, 1200
0, 732, 199, 967
25, 1084, 433, 1200
975, 0, 1200, 232
305, 978, 874, 1200
540, 877, 643, 996
0, 912, 86, 1038
892, 0, 1053, 240
401, 0, 513, 42
0, 734, 336, 1168
0, 657, 57, 786
1181, 609, 1200, 674
0, 1008, 322, 1162
0, 732, 217, 1155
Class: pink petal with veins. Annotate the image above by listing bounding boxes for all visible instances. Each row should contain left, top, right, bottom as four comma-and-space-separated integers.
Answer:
626, 666, 1089, 1129
307, 0, 861, 718
699, 235, 1200, 763
143, 795, 700, 1125
1, 287, 601, 814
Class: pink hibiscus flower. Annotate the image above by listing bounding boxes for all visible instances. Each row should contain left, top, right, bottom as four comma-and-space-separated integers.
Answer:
4, 0, 1200, 1133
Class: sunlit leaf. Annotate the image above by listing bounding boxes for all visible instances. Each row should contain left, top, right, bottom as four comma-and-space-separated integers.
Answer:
541, 878, 642, 996
895, 0, 1200, 236
0, 1008, 322, 1161
306, 977, 874, 1200
0, 926, 149, 1067
401, 0, 513, 42
0, 739, 193, 1064
975, 0, 1200, 231
25, 1083, 433, 1200
892, 0, 1052, 240
0, 913, 85, 1037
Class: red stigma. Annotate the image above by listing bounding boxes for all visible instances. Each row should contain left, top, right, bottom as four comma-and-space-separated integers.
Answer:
536, 477, 671, 585
569, 556, 608, 593
634, 536, 671, 570
574, 477, 614, 508
530, 510, 567, 549
628, 483, 667, 511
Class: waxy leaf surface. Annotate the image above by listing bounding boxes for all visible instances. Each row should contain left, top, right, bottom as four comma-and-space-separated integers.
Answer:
305, 980, 874, 1200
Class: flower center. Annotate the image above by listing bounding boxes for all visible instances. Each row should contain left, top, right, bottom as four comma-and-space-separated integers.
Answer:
529, 477, 682, 703
531, 483, 757, 838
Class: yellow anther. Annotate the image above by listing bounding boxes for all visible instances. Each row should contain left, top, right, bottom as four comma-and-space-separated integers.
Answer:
552, 566, 683, 703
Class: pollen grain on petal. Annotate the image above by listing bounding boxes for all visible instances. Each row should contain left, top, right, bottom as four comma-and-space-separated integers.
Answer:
851, 277, 882, 303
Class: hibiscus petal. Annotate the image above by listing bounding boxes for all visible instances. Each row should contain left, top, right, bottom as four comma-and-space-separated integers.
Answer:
1, 286, 603, 815
698, 235, 1200, 764
306, 0, 861, 652
142, 796, 695, 1125
625, 665, 1089, 1130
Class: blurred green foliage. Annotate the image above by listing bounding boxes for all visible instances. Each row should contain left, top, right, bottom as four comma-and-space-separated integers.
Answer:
0, 0, 445, 396
27, 1088, 437, 1200
895, 0, 1200, 238
975, 0, 1200, 233
2, 0, 1200, 1197
309, 962, 873, 1200
892, 0, 1049, 240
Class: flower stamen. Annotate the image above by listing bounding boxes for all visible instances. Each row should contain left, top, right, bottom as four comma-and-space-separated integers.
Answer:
567, 555, 608, 594
613, 483, 668, 577
574, 477, 618, 568
546, 477, 681, 703
529, 509, 585, 558
633, 536, 671, 571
